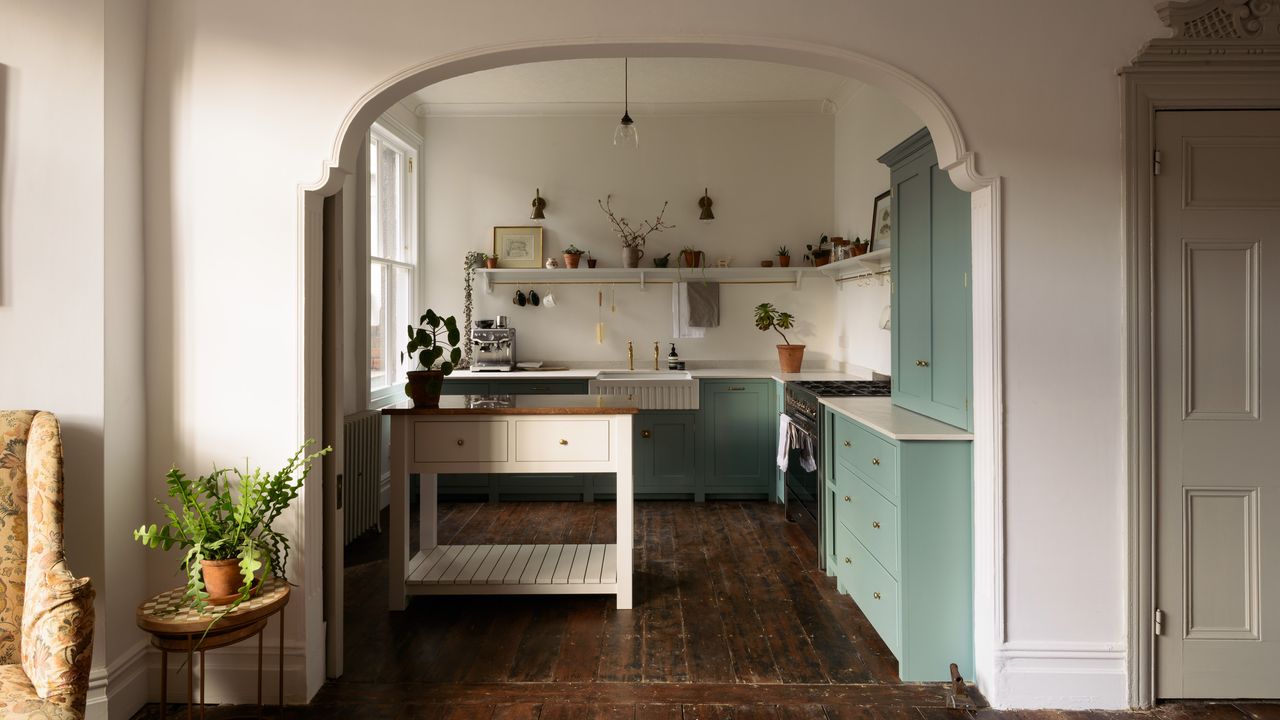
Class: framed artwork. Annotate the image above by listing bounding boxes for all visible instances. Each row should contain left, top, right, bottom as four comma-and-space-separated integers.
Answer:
870, 190, 892, 251
492, 226, 543, 269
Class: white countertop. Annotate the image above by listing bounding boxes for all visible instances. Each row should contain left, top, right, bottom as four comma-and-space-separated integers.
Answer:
448, 367, 871, 383
820, 397, 973, 441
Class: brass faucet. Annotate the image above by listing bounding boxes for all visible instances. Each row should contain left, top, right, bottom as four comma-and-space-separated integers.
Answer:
653, 341, 660, 370
627, 340, 634, 371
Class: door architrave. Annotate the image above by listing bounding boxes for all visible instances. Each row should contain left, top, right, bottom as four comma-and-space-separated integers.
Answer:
1122, 0, 1280, 707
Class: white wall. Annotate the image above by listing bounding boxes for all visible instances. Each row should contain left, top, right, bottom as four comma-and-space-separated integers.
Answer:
127, 0, 1167, 712
830, 83, 923, 375
422, 112, 837, 366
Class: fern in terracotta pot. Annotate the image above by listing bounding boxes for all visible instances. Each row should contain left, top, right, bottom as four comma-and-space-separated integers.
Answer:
133, 442, 331, 611
754, 302, 805, 373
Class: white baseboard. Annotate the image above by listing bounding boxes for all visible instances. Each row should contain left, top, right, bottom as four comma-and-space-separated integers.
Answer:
86, 639, 149, 720
990, 641, 1128, 710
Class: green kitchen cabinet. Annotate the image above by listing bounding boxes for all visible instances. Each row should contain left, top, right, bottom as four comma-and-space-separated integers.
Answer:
440, 379, 491, 395
633, 411, 699, 497
880, 128, 973, 431
699, 379, 775, 499
825, 408, 972, 682
492, 379, 590, 395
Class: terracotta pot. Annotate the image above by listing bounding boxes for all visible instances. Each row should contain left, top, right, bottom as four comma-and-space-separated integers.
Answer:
681, 250, 704, 268
777, 344, 806, 374
201, 558, 244, 603
405, 369, 445, 409
777, 255, 791, 268
484, 257, 497, 269
563, 253, 582, 269
851, 244, 868, 257
812, 254, 832, 267
760, 260, 774, 267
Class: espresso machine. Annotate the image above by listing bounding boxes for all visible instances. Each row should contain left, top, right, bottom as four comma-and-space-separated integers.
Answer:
471, 316, 515, 372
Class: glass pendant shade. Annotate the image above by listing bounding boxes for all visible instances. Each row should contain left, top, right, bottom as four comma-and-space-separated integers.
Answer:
612, 58, 638, 147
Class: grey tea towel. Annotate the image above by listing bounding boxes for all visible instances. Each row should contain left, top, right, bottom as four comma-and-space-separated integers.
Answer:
685, 281, 720, 328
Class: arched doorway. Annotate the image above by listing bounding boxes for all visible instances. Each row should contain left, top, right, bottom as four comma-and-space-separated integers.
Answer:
298, 35, 1003, 700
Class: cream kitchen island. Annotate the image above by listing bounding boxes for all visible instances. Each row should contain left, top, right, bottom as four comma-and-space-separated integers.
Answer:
382, 395, 639, 611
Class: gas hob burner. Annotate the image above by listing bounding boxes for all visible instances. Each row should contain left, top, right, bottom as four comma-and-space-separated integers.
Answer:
791, 380, 891, 397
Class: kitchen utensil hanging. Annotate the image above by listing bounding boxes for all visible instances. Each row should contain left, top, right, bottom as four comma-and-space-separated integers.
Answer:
529, 288, 540, 307
596, 286, 605, 344
513, 287, 526, 306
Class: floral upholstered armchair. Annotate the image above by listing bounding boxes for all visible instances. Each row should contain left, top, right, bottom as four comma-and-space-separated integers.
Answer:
0, 411, 95, 720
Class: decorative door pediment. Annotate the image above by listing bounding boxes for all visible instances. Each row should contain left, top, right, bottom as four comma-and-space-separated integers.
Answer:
1131, 0, 1280, 66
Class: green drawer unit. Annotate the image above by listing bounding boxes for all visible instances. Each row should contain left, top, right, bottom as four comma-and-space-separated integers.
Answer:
489, 379, 590, 395
833, 417, 900, 501
824, 408, 972, 682
699, 379, 775, 498
440, 379, 491, 395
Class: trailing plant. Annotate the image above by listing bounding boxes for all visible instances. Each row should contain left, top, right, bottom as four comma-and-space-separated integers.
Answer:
776, 246, 791, 257
462, 250, 488, 367
133, 441, 331, 612
754, 303, 796, 345
404, 308, 463, 375
598, 194, 674, 249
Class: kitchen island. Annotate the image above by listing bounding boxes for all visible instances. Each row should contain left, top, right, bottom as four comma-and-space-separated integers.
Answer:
382, 395, 640, 611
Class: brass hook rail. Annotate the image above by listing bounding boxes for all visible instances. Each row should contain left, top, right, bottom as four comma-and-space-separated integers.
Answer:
833, 269, 891, 284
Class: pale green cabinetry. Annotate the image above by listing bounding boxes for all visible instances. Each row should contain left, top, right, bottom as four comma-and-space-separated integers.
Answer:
880, 129, 973, 431
826, 409, 972, 682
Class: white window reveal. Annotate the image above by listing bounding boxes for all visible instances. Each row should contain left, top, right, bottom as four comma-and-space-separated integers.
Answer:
368, 122, 419, 402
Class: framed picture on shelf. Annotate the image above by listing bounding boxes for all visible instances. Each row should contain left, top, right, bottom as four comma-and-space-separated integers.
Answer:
492, 226, 543, 269
870, 190, 892, 251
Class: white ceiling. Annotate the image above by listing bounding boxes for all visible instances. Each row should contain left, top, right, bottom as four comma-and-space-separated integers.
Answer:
408, 58, 861, 116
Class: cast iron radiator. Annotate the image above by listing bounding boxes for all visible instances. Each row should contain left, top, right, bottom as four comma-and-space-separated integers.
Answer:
343, 410, 383, 544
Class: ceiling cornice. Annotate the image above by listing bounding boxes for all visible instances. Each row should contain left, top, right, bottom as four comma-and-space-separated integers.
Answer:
412, 99, 832, 118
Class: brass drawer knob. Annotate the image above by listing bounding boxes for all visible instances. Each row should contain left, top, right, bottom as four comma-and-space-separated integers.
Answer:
456, 439, 465, 446
872, 458, 881, 466
559, 439, 569, 445
872, 521, 881, 529
873, 591, 882, 600
843, 440, 852, 448
844, 557, 852, 564
843, 495, 851, 502
916, 359, 930, 367
640, 430, 652, 439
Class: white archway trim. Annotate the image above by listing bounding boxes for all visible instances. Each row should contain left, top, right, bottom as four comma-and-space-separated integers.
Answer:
297, 34, 1005, 704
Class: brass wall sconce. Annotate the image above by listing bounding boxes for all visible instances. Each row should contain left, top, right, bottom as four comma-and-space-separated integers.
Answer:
530, 188, 547, 220
698, 188, 715, 221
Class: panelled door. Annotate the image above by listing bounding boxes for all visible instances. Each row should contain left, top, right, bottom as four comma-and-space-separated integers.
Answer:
1155, 110, 1280, 698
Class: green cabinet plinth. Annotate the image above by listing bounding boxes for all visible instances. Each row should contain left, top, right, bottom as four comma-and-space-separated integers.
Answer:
699, 380, 775, 499
826, 409, 972, 682
880, 128, 973, 431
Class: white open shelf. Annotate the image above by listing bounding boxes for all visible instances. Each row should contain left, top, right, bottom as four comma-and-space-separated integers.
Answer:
476, 250, 891, 293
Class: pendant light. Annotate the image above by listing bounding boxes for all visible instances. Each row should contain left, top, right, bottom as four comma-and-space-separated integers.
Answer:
612, 58, 638, 147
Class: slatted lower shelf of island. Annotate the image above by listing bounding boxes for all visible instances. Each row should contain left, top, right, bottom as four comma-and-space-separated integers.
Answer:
383, 399, 638, 610
406, 543, 618, 593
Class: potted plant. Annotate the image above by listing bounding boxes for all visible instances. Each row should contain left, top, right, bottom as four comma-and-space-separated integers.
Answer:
754, 302, 805, 373
805, 235, 832, 267
850, 236, 870, 257
598, 194, 674, 268
585, 252, 598, 269
562, 244, 585, 269
484, 254, 498, 269
402, 308, 463, 408
133, 441, 331, 611
680, 246, 704, 268
776, 245, 792, 268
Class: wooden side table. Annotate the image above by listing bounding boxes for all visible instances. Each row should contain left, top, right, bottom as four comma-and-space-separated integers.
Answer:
136, 577, 290, 719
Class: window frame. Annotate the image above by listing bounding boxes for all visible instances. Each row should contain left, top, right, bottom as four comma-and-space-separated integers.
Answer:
364, 117, 423, 408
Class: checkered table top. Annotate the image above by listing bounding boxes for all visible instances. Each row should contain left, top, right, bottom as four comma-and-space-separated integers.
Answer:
137, 576, 290, 635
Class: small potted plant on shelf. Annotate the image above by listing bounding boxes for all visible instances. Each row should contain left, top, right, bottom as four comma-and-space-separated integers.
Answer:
754, 302, 805, 373
598, 194, 674, 268
402, 308, 463, 408
484, 254, 498, 269
586, 252, 598, 269
776, 246, 792, 268
850, 236, 870, 257
562, 244, 585, 269
680, 246, 704, 268
805, 235, 832, 267
133, 441, 332, 611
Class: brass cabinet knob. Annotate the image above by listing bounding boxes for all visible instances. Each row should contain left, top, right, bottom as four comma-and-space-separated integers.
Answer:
843, 495, 851, 502
456, 439, 465, 446
844, 557, 852, 564
843, 440, 852, 448
640, 430, 652, 439
559, 439, 569, 445
872, 521, 881, 529
873, 591, 882, 600
872, 458, 881, 466
916, 359, 930, 367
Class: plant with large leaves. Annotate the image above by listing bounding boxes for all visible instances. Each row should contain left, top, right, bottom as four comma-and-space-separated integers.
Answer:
404, 308, 463, 374
133, 441, 331, 612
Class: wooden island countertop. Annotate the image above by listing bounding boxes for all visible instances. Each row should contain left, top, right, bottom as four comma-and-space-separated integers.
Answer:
381, 394, 641, 415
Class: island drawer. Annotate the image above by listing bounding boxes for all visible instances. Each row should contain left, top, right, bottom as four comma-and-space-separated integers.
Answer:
832, 416, 899, 500
515, 419, 611, 463
414, 420, 508, 463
